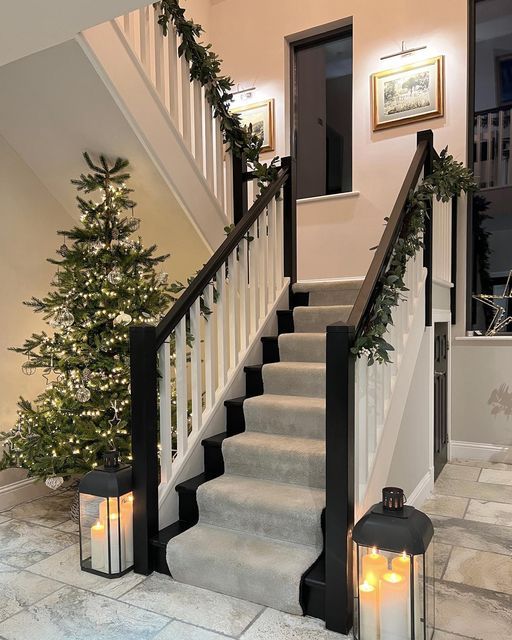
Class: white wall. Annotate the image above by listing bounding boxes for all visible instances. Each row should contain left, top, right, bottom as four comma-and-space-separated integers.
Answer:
452, 341, 512, 450
192, 0, 468, 280
0, 135, 74, 431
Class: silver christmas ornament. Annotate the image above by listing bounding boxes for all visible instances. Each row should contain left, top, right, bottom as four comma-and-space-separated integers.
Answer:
111, 228, 120, 240
92, 239, 103, 253
55, 308, 75, 328
45, 476, 64, 490
59, 243, 69, 257
22, 359, 36, 376
82, 368, 92, 382
157, 272, 169, 286
129, 217, 141, 232
75, 386, 91, 403
107, 267, 122, 286
113, 311, 132, 326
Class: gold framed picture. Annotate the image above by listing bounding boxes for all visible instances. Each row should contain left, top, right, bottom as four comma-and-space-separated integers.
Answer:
371, 56, 444, 131
231, 99, 275, 152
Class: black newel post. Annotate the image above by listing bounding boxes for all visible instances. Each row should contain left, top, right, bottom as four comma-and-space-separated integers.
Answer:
129, 325, 158, 575
232, 153, 248, 224
325, 323, 355, 634
417, 129, 434, 327
281, 155, 297, 286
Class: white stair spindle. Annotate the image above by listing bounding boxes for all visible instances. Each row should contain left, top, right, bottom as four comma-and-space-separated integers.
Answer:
139, 6, 149, 72
175, 317, 188, 458
259, 213, 269, 317
239, 238, 249, 352
158, 340, 172, 484
216, 264, 228, 388
228, 251, 239, 371
225, 148, 234, 224
193, 81, 204, 170
249, 222, 259, 336
367, 364, 377, 458
180, 53, 192, 150
190, 298, 203, 433
152, 11, 165, 100
214, 120, 225, 208
167, 27, 179, 123
204, 284, 216, 410
276, 197, 284, 287
267, 198, 277, 302
204, 101, 214, 190
357, 357, 369, 487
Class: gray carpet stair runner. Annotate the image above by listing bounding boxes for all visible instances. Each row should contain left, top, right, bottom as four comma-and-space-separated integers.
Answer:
166, 278, 363, 614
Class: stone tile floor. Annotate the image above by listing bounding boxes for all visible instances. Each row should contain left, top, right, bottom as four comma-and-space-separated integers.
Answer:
0, 459, 510, 639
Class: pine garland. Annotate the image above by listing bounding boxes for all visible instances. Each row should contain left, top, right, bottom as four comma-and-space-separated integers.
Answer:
154, 0, 279, 189
352, 148, 477, 365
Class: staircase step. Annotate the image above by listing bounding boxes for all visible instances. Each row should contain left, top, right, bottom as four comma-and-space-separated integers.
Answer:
151, 520, 193, 576
293, 305, 352, 332
291, 290, 309, 309
278, 333, 325, 363
166, 523, 321, 615
277, 309, 294, 334
201, 432, 228, 478
176, 473, 209, 524
243, 394, 325, 439
301, 555, 326, 620
224, 396, 246, 436
262, 362, 326, 398
223, 431, 325, 488
197, 474, 324, 547
261, 336, 280, 364
293, 279, 364, 306
244, 364, 264, 397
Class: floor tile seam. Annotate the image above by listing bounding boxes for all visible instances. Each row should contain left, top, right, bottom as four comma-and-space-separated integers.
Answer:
235, 606, 267, 639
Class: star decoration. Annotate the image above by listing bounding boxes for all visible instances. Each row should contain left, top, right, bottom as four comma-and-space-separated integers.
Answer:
473, 269, 512, 335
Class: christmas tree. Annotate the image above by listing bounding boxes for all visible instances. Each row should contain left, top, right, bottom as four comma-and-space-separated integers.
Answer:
1, 153, 176, 486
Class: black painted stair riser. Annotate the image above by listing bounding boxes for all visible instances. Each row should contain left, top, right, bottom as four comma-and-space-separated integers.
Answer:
244, 364, 264, 397
224, 397, 246, 436
277, 309, 294, 334
261, 336, 280, 364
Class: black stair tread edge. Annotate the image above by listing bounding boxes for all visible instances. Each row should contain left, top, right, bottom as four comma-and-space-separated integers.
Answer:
151, 520, 193, 548
201, 431, 229, 447
261, 335, 279, 342
303, 554, 325, 588
244, 364, 263, 372
277, 309, 293, 315
224, 396, 246, 407
176, 472, 209, 494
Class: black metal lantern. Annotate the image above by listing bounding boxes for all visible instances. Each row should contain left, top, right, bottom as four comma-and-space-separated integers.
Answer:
353, 487, 435, 640
78, 451, 134, 578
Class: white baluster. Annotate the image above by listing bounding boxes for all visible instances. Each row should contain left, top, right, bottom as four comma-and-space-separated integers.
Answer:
204, 283, 216, 410
276, 197, 284, 287
216, 263, 228, 389
180, 53, 192, 150
152, 10, 165, 100
204, 101, 214, 190
167, 27, 179, 123
175, 317, 188, 458
225, 148, 234, 224
475, 115, 482, 185
190, 297, 202, 433
259, 213, 268, 318
357, 356, 369, 488
131, 10, 142, 60
267, 198, 277, 304
228, 251, 239, 371
486, 112, 493, 187
139, 6, 149, 72
375, 363, 384, 440
193, 81, 204, 170
249, 222, 259, 336
158, 340, 172, 484
239, 238, 249, 353
498, 110, 504, 187
214, 120, 225, 209
366, 363, 376, 460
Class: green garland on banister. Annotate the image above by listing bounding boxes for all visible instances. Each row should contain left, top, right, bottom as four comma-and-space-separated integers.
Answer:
154, 0, 279, 189
352, 148, 477, 365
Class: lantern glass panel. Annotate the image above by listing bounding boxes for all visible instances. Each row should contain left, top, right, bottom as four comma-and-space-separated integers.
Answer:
355, 544, 434, 640
79, 491, 134, 576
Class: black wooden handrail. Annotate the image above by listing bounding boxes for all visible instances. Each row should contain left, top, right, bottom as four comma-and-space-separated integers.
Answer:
347, 138, 429, 332
155, 166, 289, 348
475, 104, 512, 117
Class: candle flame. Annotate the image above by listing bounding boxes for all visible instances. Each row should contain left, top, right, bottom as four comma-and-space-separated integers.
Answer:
360, 580, 375, 593
383, 571, 403, 584
92, 521, 103, 530
371, 546, 378, 556
402, 551, 407, 559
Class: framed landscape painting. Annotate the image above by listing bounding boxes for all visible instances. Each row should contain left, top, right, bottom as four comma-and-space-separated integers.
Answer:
371, 56, 444, 131
231, 99, 275, 152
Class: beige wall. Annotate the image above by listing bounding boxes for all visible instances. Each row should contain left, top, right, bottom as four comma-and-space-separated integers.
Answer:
189, 0, 468, 280
0, 135, 75, 431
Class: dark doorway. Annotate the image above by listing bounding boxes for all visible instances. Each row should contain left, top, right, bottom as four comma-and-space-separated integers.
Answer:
291, 26, 353, 200
468, 0, 512, 333
434, 323, 449, 480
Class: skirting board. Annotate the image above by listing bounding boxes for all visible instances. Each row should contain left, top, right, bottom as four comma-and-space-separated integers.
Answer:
407, 469, 434, 510
449, 440, 512, 464
0, 477, 52, 511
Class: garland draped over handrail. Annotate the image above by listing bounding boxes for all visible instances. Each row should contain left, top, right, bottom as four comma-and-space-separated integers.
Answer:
154, 0, 279, 188
352, 148, 477, 365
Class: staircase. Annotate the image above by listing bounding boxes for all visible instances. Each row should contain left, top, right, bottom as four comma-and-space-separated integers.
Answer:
165, 280, 363, 614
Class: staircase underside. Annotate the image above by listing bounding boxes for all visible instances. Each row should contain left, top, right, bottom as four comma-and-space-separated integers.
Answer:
163, 279, 363, 616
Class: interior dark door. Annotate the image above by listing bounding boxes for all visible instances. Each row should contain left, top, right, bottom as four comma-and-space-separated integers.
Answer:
434, 323, 448, 479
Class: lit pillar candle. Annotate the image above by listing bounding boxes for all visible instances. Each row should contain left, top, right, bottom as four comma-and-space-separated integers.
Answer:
107, 512, 122, 573
90, 521, 106, 571
380, 571, 409, 640
359, 581, 379, 639
392, 551, 411, 580
121, 494, 134, 566
362, 547, 388, 588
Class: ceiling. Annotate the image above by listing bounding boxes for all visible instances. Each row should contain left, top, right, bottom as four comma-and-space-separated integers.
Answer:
0, 0, 150, 67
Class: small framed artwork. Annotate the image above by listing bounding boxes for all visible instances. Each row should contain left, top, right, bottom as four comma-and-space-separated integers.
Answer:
371, 56, 444, 131
496, 54, 512, 106
231, 99, 275, 152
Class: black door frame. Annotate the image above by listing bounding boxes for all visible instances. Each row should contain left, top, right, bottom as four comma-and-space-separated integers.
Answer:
288, 23, 353, 183
466, 0, 477, 331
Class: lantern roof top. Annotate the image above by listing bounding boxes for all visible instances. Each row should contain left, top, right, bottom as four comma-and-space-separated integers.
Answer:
79, 463, 132, 498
